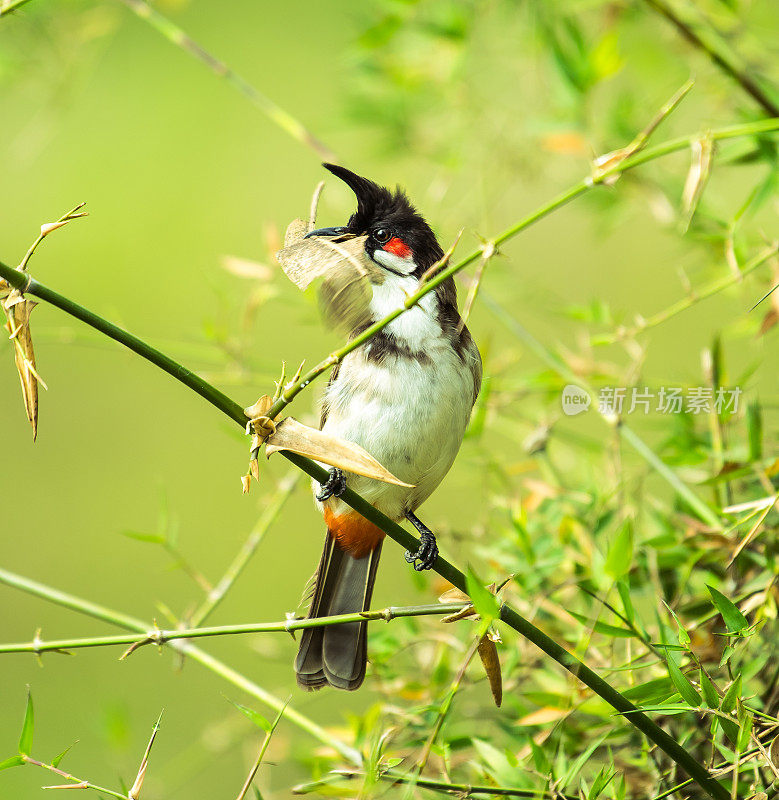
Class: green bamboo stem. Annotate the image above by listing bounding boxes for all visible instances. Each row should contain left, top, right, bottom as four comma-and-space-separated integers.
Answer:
295, 769, 579, 799
0, 567, 363, 766
597, 243, 779, 345
116, 0, 336, 160
0, 603, 468, 655
262, 116, 779, 423
189, 471, 300, 627
641, 0, 779, 117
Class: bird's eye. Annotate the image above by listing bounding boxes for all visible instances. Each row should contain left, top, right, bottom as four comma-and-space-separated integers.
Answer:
372, 228, 391, 244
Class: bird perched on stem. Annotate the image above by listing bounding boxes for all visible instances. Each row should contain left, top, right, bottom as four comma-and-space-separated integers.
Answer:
296, 164, 482, 690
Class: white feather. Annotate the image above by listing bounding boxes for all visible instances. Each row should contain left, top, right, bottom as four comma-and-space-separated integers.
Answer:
371, 248, 416, 276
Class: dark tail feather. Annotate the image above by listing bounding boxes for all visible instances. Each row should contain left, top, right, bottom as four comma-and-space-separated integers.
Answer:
295, 532, 382, 691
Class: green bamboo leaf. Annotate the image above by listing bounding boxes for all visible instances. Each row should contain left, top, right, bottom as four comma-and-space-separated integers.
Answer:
662, 602, 691, 648
699, 670, 719, 709
589, 766, 615, 800
605, 521, 633, 579
52, 741, 77, 768
465, 567, 500, 624
18, 690, 33, 756
562, 733, 609, 787
622, 677, 674, 704
707, 585, 749, 633
567, 610, 636, 638
616, 580, 636, 626
737, 703, 754, 751
665, 657, 701, 707
721, 676, 742, 713
229, 700, 272, 733
0, 755, 24, 770
530, 739, 551, 774
121, 530, 166, 545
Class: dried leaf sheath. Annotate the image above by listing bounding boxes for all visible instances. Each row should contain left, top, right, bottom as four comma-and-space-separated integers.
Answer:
3, 291, 45, 440
266, 417, 413, 488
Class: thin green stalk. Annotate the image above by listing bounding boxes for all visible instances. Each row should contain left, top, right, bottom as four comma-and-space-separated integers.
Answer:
0, 567, 362, 766
21, 754, 129, 799
641, 0, 779, 117
296, 769, 580, 799
118, 0, 336, 160
597, 243, 779, 345
0, 603, 468, 656
235, 704, 285, 800
263, 116, 779, 422
190, 471, 300, 627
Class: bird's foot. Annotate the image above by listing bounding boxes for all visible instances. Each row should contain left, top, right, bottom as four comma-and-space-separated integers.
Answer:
404, 530, 438, 571
404, 510, 438, 571
316, 467, 347, 501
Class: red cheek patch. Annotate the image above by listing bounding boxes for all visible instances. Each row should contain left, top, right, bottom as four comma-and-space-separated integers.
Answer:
383, 237, 412, 258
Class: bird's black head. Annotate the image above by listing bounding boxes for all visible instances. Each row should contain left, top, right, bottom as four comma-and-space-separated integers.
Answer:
306, 163, 444, 279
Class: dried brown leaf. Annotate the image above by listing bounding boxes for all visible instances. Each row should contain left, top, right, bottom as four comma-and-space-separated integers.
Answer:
276, 220, 379, 330
266, 417, 413, 488
244, 395, 274, 422
477, 633, 502, 707
3, 291, 45, 440
439, 587, 470, 604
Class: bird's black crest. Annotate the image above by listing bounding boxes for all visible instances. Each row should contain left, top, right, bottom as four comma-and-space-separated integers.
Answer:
323, 163, 444, 270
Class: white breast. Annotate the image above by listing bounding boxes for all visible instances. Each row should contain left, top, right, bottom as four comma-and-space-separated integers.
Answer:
318, 274, 475, 521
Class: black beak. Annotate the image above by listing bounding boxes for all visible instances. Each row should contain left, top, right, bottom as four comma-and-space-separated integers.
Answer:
304, 226, 348, 239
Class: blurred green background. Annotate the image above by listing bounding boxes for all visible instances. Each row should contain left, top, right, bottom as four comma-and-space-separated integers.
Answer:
1, 1, 777, 797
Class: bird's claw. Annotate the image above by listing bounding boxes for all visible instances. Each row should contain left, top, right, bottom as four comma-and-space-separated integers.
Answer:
404, 530, 438, 571
316, 468, 347, 501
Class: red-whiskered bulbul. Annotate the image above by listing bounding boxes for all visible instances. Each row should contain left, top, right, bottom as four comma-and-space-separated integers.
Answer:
295, 164, 482, 690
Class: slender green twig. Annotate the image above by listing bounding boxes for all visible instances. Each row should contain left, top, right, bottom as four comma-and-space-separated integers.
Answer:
189, 471, 300, 627
117, 0, 336, 160
294, 769, 580, 799
641, 0, 779, 117
596, 243, 779, 345
235, 704, 285, 800
0, 567, 363, 766
19, 754, 130, 799
0, 603, 469, 656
